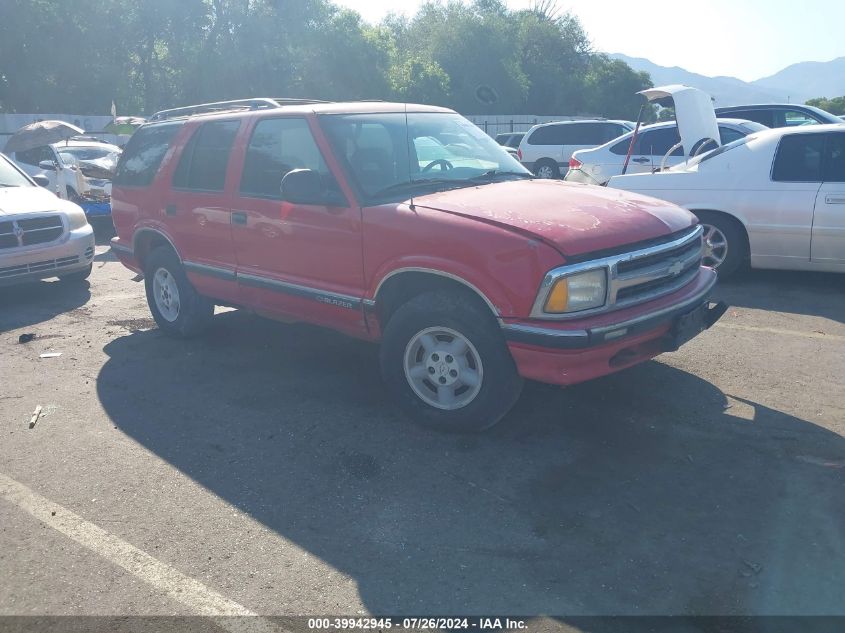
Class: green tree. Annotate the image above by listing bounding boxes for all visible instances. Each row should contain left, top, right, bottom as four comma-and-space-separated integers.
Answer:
806, 96, 845, 116
583, 55, 654, 121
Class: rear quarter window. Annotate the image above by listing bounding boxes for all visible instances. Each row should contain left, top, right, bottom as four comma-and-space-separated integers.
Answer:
172, 119, 240, 191
114, 122, 183, 187
772, 134, 825, 182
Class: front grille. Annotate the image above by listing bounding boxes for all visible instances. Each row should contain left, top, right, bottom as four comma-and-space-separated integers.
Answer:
0, 215, 65, 250
610, 226, 703, 308
0, 255, 79, 279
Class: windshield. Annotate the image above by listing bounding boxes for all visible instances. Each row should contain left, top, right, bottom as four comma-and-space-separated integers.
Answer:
0, 155, 34, 187
58, 146, 120, 165
320, 112, 530, 200
680, 135, 755, 168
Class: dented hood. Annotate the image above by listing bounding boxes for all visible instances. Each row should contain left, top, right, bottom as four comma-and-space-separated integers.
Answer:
411, 179, 697, 257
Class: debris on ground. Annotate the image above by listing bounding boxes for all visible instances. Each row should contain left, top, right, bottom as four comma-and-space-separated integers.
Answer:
39, 352, 62, 358
18, 333, 35, 344
28, 405, 43, 429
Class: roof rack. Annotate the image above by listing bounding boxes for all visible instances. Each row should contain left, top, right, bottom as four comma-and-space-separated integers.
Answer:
148, 97, 331, 122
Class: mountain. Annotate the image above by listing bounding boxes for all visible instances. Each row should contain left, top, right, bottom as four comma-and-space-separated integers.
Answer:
610, 54, 799, 106
752, 57, 845, 102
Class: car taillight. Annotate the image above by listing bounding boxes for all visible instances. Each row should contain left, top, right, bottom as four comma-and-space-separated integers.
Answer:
569, 157, 582, 170
517, 148, 522, 161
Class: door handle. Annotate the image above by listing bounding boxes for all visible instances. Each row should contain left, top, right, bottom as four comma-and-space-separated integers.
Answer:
231, 211, 248, 226
825, 195, 845, 204
165, 204, 178, 216
631, 157, 650, 164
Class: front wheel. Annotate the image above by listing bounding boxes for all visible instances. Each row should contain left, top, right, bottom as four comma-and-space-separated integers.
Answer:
694, 211, 747, 278
379, 290, 523, 432
144, 246, 213, 337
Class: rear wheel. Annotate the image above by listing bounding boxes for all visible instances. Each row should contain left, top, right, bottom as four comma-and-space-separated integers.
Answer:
534, 159, 560, 179
380, 290, 523, 432
144, 246, 213, 337
694, 211, 747, 278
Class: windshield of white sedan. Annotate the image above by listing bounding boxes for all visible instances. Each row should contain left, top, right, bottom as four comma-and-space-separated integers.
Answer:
320, 112, 531, 199
0, 157, 33, 187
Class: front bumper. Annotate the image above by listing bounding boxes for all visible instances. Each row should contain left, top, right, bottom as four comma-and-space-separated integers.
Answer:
502, 266, 725, 386
0, 225, 95, 286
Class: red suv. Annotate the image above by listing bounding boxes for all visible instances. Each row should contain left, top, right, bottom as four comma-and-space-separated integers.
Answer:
111, 98, 725, 432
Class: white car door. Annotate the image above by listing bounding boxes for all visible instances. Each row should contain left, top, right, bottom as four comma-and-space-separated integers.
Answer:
811, 131, 845, 263
751, 133, 824, 265
627, 127, 685, 174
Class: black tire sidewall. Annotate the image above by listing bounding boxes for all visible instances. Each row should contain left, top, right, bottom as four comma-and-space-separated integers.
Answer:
380, 292, 523, 432
535, 159, 560, 179
144, 247, 211, 337
695, 212, 746, 278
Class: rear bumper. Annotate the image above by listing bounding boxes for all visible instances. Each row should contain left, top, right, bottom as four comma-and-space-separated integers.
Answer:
110, 237, 142, 274
503, 266, 724, 385
563, 168, 601, 185
0, 225, 95, 286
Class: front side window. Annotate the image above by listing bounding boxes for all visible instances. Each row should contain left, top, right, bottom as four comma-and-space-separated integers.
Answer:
771, 134, 825, 182
239, 117, 341, 203
320, 111, 529, 201
780, 111, 820, 127
173, 120, 240, 191
14, 145, 53, 167
730, 109, 775, 128
114, 122, 183, 187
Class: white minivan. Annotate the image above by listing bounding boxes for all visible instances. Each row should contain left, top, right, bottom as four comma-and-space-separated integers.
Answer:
517, 120, 634, 179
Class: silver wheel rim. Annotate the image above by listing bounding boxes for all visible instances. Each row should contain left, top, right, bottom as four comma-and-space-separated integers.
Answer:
702, 223, 729, 268
536, 165, 555, 179
153, 267, 181, 322
403, 326, 484, 411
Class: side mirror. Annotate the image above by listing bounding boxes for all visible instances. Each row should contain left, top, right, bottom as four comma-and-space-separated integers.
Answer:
38, 160, 57, 171
280, 168, 322, 204
32, 174, 50, 187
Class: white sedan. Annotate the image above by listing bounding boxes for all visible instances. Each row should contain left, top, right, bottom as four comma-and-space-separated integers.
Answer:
565, 118, 767, 186
607, 124, 845, 276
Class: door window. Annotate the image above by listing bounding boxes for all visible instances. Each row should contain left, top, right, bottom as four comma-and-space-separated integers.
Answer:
633, 127, 683, 157
771, 134, 825, 182
780, 110, 820, 127
173, 120, 240, 191
728, 109, 775, 128
239, 117, 342, 204
14, 145, 54, 167
719, 126, 746, 145
823, 133, 845, 183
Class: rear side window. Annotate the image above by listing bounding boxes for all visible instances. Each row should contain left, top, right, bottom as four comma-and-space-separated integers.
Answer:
239, 117, 341, 202
729, 109, 774, 128
719, 126, 745, 145
634, 127, 683, 157
114, 123, 182, 187
823, 133, 845, 183
173, 120, 240, 191
772, 134, 824, 182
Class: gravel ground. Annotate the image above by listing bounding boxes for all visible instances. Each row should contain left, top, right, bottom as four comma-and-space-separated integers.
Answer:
1, 231, 844, 621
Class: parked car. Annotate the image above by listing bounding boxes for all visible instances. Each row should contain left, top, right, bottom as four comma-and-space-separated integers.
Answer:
111, 98, 724, 432
517, 120, 635, 179
607, 124, 845, 277
565, 119, 767, 186
495, 132, 524, 149
10, 139, 121, 206
714, 104, 842, 128
0, 153, 95, 286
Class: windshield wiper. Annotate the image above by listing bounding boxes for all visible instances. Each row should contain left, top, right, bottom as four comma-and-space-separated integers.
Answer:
371, 178, 467, 198
469, 170, 533, 182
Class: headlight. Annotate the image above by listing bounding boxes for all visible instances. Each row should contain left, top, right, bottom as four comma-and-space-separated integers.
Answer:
65, 207, 89, 230
542, 268, 607, 314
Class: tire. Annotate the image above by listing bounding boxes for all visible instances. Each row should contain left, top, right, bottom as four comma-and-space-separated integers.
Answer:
144, 246, 213, 337
379, 290, 523, 433
533, 159, 560, 179
693, 211, 747, 278
58, 264, 92, 283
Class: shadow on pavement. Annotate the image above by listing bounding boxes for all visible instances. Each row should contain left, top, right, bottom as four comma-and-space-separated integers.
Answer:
714, 268, 845, 323
0, 279, 91, 332
97, 310, 845, 616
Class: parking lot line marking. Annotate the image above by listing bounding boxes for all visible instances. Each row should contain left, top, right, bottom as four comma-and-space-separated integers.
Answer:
0, 472, 282, 633
715, 322, 845, 342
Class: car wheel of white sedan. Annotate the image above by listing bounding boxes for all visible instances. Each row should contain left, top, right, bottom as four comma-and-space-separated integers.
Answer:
694, 211, 747, 278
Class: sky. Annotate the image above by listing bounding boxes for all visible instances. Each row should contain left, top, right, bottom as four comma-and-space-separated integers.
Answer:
333, 0, 845, 82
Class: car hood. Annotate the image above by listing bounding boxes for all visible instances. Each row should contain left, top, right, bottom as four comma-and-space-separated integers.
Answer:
411, 179, 696, 257
0, 186, 67, 216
